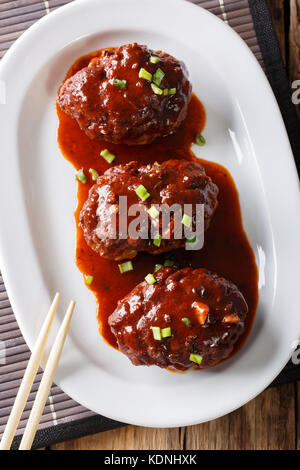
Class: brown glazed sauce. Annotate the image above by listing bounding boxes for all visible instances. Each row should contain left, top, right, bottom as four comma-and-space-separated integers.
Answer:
57, 50, 258, 353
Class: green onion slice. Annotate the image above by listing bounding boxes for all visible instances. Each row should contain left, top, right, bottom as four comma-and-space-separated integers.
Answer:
182, 317, 191, 327
151, 83, 163, 95
161, 327, 171, 338
118, 261, 133, 274
147, 206, 159, 219
89, 168, 99, 181
135, 184, 150, 201
186, 236, 199, 248
75, 168, 87, 184
145, 273, 156, 285
139, 68, 152, 81
84, 275, 94, 285
150, 56, 159, 64
186, 235, 197, 243
113, 79, 127, 89
164, 259, 175, 267
153, 233, 162, 248
100, 149, 116, 164
189, 353, 203, 365
151, 326, 162, 340
181, 213, 192, 227
163, 88, 177, 96
152, 68, 165, 86
154, 264, 163, 272
195, 133, 206, 146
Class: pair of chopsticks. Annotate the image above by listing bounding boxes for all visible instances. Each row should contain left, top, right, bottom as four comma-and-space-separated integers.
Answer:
0, 294, 75, 450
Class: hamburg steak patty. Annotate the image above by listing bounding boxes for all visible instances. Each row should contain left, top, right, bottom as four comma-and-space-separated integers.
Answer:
57, 43, 192, 144
108, 267, 249, 370
79, 159, 219, 260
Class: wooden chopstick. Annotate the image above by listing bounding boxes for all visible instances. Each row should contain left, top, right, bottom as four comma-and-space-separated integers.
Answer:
0, 293, 61, 451
0, 295, 75, 450
19, 300, 75, 450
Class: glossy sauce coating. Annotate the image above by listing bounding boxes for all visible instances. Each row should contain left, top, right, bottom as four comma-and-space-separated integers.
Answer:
109, 267, 248, 370
57, 49, 258, 354
57, 43, 192, 145
79, 159, 218, 260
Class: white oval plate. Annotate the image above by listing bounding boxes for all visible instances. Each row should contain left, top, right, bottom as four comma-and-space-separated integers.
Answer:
1, 0, 300, 428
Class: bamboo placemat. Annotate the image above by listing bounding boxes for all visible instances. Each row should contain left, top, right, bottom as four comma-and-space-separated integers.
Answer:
0, 0, 299, 449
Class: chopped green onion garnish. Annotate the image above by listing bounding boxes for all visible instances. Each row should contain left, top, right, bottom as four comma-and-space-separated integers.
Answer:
152, 68, 165, 86
151, 83, 163, 95
181, 213, 192, 227
186, 236, 199, 247
101, 149, 116, 164
164, 259, 175, 267
145, 273, 156, 285
118, 261, 133, 274
75, 168, 87, 184
161, 327, 171, 338
189, 353, 203, 365
113, 79, 127, 89
84, 275, 94, 285
147, 206, 159, 219
163, 88, 177, 96
89, 168, 99, 181
139, 68, 152, 81
153, 233, 162, 248
195, 133, 206, 146
151, 326, 162, 340
135, 184, 150, 201
154, 264, 163, 272
150, 56, 159, 64
182, 317, 191, 327
186, 235, 197, 243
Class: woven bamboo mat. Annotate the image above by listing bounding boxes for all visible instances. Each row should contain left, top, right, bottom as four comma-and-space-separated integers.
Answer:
0, 0, 298, 446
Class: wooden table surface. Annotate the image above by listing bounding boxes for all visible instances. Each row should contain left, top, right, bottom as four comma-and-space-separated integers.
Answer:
51, 1, 300, 450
